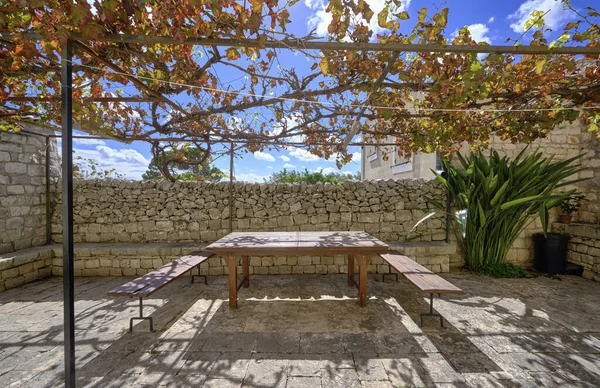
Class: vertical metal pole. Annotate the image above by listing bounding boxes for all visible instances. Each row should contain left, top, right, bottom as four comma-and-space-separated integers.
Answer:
61, 39, 75, 388
45, 136, 51, 245
429, 293, 434, 314
229, 142, 234, 233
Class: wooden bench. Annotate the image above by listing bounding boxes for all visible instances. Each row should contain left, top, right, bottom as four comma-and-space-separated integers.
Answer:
380, 252, 463, 327
108, 251, 213, 332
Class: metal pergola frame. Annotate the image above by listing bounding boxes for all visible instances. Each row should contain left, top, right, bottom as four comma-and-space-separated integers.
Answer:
3, 29, 599, 387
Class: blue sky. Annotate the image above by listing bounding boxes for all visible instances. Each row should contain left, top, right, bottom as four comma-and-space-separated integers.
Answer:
61, 0, 586, 181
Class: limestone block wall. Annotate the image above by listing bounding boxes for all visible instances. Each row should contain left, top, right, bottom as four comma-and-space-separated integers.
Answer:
48, 241, 455, 278
52, 179, 447, 244
553, 223, 600, 281
491, 120, 599, 266
452, 119, 600, 268
0, 123, 60, 254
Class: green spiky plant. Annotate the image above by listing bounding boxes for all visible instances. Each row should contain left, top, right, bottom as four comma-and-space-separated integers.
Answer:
430, 148, 585, 271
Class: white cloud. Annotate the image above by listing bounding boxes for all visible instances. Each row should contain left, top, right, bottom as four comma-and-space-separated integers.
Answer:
59, 145, 150, 180
280, 155, 291, 162
315, 166, 356, 176
307, 6, 333, 37
507, 0, 573, 33
73, 138, 106, 146
289, 148, 320, 162
253, 151, 276, 162
455, 23, 491, 44
317, 167, 339, 175
488, 16, 495, 23
95, 145, 149, 166
453, 23, 491, 60
267, 166, 273, 169
306, 0, 411, 39
236, 173, 268, 183
283, 163, 296, 169
352, 152, 361, 162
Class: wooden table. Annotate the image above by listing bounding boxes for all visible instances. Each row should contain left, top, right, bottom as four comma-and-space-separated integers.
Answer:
205, 231, 389, 308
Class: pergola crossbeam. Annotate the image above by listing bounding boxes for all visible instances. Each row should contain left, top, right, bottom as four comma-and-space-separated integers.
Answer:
3, 32, 600, 55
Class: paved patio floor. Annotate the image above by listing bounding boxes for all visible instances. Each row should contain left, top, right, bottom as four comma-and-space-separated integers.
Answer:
0, 272, 599, 387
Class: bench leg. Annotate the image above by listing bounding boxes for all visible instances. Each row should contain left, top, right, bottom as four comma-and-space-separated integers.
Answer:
357, 255, 371, 307
420, 293, 444, 328
226, 255, 238, 309
130, 297, 154, 332
191, 265, 208, 284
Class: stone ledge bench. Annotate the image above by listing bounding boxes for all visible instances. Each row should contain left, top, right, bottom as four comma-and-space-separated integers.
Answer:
0, 241, 456, 291
51, 242, 210, 277
0, 245, 54, 291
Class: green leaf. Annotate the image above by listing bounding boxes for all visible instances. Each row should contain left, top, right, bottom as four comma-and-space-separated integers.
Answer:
396, 11, 410, 20
539, 203, 548, 234
469, 61, 482, 72
377, 7, 389, 28
411, 211, 436, 232
490, 181, 509, 206
500, 195, 553, 210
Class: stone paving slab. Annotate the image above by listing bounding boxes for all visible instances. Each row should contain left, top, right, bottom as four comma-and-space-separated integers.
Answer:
0, 272, 599, 387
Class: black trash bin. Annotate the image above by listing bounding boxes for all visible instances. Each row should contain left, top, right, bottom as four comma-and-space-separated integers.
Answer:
532, 233, 570, 276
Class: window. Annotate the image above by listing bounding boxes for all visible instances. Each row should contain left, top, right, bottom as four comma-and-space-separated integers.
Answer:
367, 147, 378, 162
435, 152, 444, 173
391, 146, 413, 174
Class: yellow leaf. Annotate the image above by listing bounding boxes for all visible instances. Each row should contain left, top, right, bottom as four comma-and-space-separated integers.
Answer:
535, 59, 546, 75
319, 59, 329, 75
226, 48, 241, 60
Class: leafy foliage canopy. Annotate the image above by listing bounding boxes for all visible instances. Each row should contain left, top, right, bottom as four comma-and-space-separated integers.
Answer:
1, 0, 599, 165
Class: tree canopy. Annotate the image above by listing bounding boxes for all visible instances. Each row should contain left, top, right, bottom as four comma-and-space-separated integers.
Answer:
1, 0, 599, 166
267, 168, 360, 184
141, 145, 225, 181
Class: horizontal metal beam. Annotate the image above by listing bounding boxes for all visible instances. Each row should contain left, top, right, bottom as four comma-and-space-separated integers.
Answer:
18, 131, 405, 147
85, 35, 600, 55
5, 96, 159, 103
3, 32, 600, 55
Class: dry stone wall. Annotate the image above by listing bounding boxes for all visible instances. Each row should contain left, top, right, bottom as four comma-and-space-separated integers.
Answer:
0, 123, 60, 254
52, 179, 447, 244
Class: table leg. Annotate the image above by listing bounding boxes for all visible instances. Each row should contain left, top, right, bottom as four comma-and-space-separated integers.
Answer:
348, 254, 355, 287
226, 255, 238, 309
242, 255, 249, 288
357, 255, 371, 307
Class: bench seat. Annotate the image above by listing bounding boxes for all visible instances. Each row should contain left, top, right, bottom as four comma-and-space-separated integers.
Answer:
380, 252, 463, 326
380, 253, 463, 294
108, 251, 213, 331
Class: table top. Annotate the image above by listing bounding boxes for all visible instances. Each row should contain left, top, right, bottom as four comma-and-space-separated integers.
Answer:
205, 231, 389, 256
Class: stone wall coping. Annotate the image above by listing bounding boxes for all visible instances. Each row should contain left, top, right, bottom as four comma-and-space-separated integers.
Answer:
3, 241, 454, 266
52, 242, 208, 257
0, 244, 56, 271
